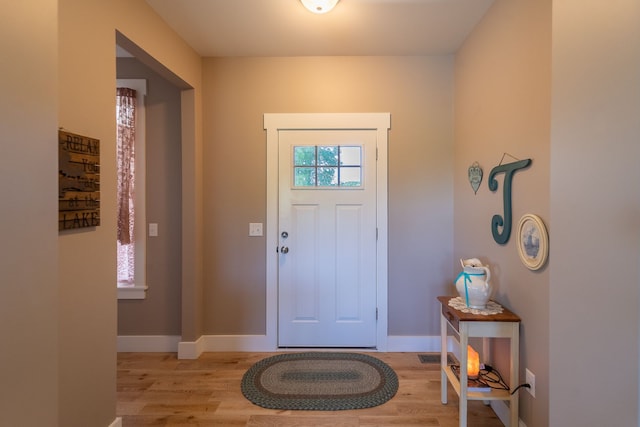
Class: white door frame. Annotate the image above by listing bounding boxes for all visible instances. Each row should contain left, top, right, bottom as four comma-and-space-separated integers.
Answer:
264, 113, 390, 351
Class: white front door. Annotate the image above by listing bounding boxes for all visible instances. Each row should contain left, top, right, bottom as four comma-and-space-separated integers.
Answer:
278, 129, 378, 347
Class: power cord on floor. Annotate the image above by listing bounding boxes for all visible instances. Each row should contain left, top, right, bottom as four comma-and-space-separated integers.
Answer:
451, 364, 531, 395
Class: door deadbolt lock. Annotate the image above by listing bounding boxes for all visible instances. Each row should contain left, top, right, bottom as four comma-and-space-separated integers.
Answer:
281, 231, 288, 239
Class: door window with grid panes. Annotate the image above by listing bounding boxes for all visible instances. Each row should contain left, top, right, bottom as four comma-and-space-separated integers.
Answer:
293, 145, 362, 188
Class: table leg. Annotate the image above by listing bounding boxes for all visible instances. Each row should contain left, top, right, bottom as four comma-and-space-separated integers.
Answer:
509, 322, 520, 427
459, 324, 468, 427
440, 312, 448, 404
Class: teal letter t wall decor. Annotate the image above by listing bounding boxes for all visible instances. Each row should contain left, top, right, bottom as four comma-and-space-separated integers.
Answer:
488, 159, 531, 244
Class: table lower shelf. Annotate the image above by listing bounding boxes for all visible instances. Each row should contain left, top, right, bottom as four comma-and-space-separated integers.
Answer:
442, 365, 511, 401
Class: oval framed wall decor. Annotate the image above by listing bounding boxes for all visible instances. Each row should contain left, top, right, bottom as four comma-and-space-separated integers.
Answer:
516, 214, 548, 270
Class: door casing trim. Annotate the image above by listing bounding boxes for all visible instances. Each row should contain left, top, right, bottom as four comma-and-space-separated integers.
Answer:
264, 113, 390, 351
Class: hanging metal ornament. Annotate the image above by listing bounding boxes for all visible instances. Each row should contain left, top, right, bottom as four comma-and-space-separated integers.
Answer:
468, 161, 483, 195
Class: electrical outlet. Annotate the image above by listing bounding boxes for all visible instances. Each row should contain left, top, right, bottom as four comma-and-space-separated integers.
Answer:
525, 368, 536, 398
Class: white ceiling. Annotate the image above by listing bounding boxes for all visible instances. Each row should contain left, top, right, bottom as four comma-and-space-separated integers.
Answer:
145, 0, 495, 57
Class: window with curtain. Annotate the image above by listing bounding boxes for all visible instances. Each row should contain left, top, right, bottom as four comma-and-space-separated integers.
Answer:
116, 79, 147, 299
116, 87, 137, 286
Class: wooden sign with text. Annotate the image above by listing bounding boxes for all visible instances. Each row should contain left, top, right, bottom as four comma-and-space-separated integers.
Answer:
58, 130, 100, 230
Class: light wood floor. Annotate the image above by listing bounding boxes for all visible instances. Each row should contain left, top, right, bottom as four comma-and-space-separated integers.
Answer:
117, 352, 503, 426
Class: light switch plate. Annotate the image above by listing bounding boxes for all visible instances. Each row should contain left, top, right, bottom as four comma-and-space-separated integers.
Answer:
149, 223, 158, 237
249, 223, 263, 236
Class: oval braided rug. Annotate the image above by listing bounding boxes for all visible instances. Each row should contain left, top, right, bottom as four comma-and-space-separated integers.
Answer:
241, 352, 398, 410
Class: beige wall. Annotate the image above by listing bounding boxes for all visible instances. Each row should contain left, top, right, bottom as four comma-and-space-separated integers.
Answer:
56, 0, 201, 425
7, 1, 639, 425
454, 1, 551, 425
117, 58, 183, 336
0, 1, 59, 426
202, 56, 454, 336
550, 0, 640, 425
457, 0, 640, 425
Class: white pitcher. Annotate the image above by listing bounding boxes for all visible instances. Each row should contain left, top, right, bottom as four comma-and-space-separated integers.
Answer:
455, 258, 492, 309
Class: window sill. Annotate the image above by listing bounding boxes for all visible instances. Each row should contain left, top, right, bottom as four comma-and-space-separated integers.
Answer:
117, 284, 148, 300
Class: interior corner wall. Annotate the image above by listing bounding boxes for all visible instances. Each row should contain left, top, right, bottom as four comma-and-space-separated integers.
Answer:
58, 0, 202, 425
453, 1, 551, 426
0, 2, 59, 426
549, 1, 640, 425
201, 56, 454, 337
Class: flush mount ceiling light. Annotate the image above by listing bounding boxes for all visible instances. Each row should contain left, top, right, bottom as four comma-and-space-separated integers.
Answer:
300, 0, 340, 14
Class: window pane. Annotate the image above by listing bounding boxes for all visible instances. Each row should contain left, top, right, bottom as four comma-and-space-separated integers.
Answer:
294, 146, 316, 166
117, 241, 135, 284
340, 167, 361, 186
318, 146, 338, 166
295, 167, 316, 186
317, 167, 338, 186
293, 145, 363, 188
340, 146, 361, 166
116, 88, 137, 285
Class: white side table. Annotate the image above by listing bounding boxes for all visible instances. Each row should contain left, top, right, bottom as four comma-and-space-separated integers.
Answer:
438, 296, 521, 427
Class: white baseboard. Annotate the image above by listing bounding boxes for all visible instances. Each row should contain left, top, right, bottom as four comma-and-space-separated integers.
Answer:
117, 334, 457, 358
386, 335, 454, 352
108, 417, 122, 427
178, 335, 206, 359
491, 400, 509, 426
174, 335, 447, 359
178, 335, 273, 358
117, 335, 181, 352
491, 400, 527, 427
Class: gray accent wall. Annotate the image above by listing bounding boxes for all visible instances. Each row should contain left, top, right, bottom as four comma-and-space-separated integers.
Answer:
201, 56, 455, 336
117, 57, 183, 336
454, 1, 551, 425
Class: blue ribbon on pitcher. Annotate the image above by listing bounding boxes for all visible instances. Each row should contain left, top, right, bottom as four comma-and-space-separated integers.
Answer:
455, 270, 485, 307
